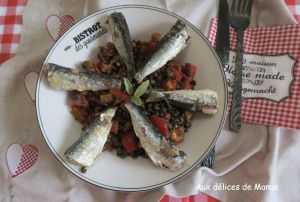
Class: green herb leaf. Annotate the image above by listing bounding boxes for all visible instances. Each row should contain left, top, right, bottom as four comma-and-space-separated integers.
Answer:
134, 80, 149, 98
131, 96, 143, 106
123, 78, 132, 94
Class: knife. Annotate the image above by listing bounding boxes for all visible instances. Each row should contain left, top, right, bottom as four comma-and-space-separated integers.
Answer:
215, 0, 230, 68
216, 0, 232, 130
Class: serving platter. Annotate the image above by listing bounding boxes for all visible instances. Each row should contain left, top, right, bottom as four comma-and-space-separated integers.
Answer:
36, 5, 227, 191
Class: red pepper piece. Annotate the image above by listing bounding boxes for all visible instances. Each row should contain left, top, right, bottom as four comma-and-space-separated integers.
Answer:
71, 93, 88, 107
174, 70, 183, 81
182, 64, 197, 79
183, 80, 193, 90
151, 115, 169, 137
110, 120, 119, 134
162, 79, 177, 91
122, 132, 139, 153
109, 88, 130, 102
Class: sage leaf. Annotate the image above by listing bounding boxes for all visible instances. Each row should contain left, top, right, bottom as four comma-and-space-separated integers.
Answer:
131, 96, 143, 106
123, 78, 132, 94
134, 80, 149, 98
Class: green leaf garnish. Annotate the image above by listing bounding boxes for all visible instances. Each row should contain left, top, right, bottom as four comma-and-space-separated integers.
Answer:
131, 96, 143, 106
123, 78, 133, 94
134, 80, 149, 98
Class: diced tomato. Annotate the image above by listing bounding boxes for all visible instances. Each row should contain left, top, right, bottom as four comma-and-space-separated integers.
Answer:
110, 120, 119, 134
94, 62, 101, 72
167, 61, 181, 71
102, 48, 114, 58
183, 80, 193, 90
140, 45, 148, 55
182, 73, 190, 81
122, 132, 139, 153
111, 135, 121, 147
148, 41, 158, 53
71, 93, 88, 107
151, 115, 169, 137
82, 115, 96, 129
101, 64, 110, 73
174, 70, 183, 81
109, 88, 130, 102
71, 106, 87, 122
170, 127, 185, 143
113, 98, 123, 105
122, 121, 132, 132
106, 42, 117, 53
182, 64, 197, 79
140, 41, 157, 55
176, 127, 185, 134
87, 95, 102, 105
162, 79, 177, 91
106, 42, 114, 48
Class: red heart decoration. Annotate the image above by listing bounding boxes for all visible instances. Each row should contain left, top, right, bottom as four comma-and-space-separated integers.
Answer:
46, 15, 75, 41
5, 143, 38, 178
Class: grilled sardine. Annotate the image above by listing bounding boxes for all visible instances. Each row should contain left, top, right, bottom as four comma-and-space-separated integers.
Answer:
64, 107, 117, 167
124, 102, 187, 171
134, 20, 189, 83
108, 12, 135, 80
45, 63, 121, 91
146, 89, 218, 114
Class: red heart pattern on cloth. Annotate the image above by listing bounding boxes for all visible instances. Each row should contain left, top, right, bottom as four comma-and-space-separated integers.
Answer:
5, 143, 38, 178
46, 15, 75, 41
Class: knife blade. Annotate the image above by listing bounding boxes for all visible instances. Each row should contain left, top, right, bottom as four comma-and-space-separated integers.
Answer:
216, 0, 230, 68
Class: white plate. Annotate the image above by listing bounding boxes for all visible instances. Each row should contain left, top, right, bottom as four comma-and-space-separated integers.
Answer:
36, 5, 227, 191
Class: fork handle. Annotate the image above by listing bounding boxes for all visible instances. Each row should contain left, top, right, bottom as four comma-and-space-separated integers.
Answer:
229, 29, 244, 132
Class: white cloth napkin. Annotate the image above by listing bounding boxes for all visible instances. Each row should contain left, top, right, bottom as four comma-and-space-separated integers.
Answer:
0, 0, 299, 202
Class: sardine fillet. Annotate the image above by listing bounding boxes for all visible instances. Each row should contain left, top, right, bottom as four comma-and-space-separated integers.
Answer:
135, 20, 189, 83
108, 12, 135, 80
45, 63, 121, 91
124, 103, 187, 171
147, 89, 219, 114
167, 89, 218, 113
64, 107, 117, 167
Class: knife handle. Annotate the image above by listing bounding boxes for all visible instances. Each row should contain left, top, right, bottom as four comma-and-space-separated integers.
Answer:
229, 29, 244, 132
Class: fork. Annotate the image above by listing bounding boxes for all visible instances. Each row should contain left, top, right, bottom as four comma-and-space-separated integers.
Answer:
229, 0, 253, 132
